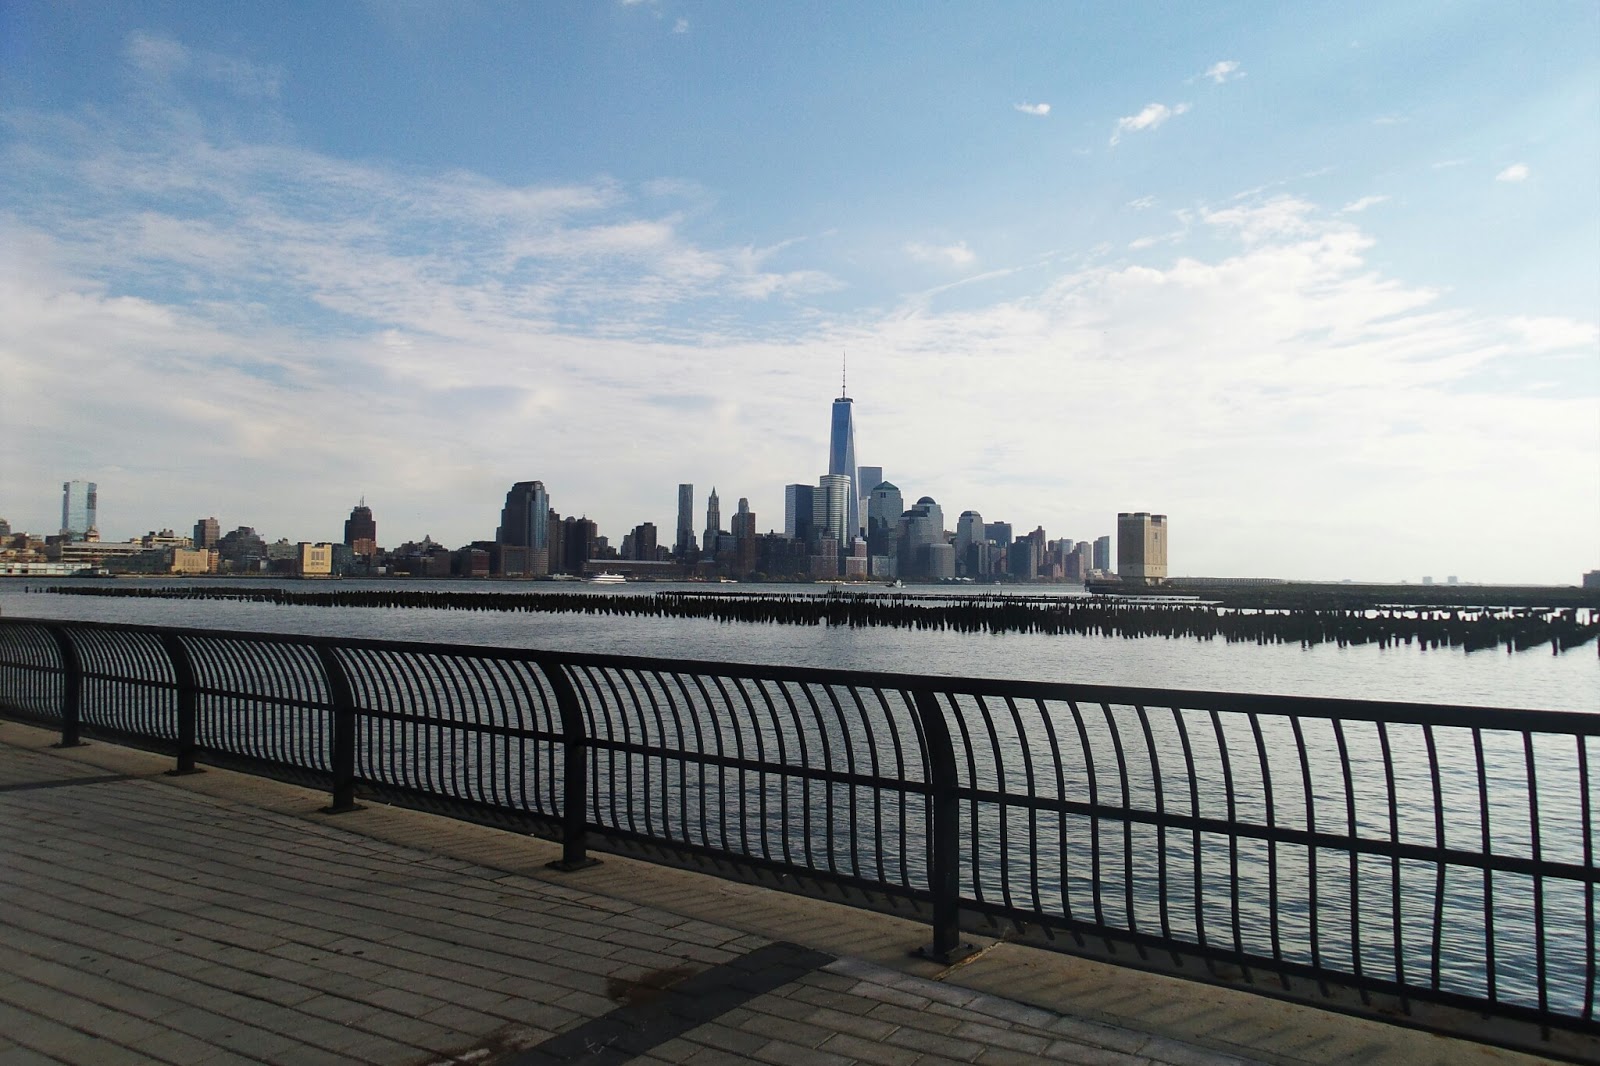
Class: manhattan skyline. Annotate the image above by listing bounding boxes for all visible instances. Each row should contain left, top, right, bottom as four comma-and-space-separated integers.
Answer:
2, 3, 1596, 583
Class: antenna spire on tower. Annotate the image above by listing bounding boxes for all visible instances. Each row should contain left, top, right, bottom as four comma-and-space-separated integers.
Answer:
841, 351, 847, 398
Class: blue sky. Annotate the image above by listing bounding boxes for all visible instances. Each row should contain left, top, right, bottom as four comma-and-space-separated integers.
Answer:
2, 1, 1596, 582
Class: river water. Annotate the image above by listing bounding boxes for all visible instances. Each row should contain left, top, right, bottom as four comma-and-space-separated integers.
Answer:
3, 576, 1597, 1020
2, 578, 1595, 711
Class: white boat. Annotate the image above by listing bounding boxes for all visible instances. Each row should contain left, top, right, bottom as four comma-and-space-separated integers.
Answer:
586, 572, 626, 584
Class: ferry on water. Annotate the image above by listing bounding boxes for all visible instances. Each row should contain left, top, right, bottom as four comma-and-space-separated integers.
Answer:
585, 572, 627, 585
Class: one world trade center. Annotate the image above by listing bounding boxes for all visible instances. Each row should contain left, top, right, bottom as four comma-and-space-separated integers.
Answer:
828, 383, 858, 540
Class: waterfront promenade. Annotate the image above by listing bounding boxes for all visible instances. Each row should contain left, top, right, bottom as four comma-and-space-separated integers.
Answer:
0, 720, 1556, 1066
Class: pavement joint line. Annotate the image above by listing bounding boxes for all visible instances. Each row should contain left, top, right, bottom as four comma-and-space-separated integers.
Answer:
497, 941, 835, 1065
0, 773, 140, 794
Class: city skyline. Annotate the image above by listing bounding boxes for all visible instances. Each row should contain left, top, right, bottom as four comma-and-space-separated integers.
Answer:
2, 4, 1596, 583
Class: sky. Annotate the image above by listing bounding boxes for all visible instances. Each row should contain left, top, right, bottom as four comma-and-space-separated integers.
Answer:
1, 1, 1597, 583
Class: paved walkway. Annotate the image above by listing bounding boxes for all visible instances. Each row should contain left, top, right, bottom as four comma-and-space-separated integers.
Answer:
0, 721, 1557, 1066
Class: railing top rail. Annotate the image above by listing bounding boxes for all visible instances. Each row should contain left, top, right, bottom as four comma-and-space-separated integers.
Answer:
2, 615, 1593, 734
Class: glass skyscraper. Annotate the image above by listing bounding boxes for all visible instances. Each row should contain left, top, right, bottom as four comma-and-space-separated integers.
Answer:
498, 481, 549, 549
827, 396, 857, 539
60, 480, 96, 540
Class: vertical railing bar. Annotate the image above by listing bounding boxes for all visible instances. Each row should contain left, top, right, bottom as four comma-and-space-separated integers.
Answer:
1524, 729, 1549, 1028
1246, 713, 1283, 986
1210, 709, 1247, 976
1289, 714, 1326, 994
1579, 735, 1595, 1023
46, 625, 83, 748
315, 644, 360, 814
1000, 695, 1039, 917
540, 657, 598, 871
1172, 707, 1206, 959
1100, 701, 1137, 947
1066, 700, 1104, 930
971, 694, 1013, 913
1333, 717, 1365, 1002
911, 688, 969, 963
1377, 720, 1405, 1007
1034, 697, 1075, 930
158, 632, 200, 775
1424, 724, 1447, 995
1134, 704, 1173, 956
1474, 727, 1498, 1006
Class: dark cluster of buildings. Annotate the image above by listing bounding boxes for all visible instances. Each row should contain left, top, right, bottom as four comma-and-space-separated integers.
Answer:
3, 397, 1172, 584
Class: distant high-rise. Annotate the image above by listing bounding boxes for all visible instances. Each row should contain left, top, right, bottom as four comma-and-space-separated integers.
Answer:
676, 484, 695, 556
954, 511, 984, 576
499, 482, 550, 550
815, 474, 852, 549
866, 482, 903, 559
1117, 512, 1168, 585
703, 487, 721, 552
731, 498, 756, 539
342, 501, 377, 555
856, 465, 883, 538
193, 516, 220, 550
60, 480, 97, 541
784, 484, 816, 544
1093, 535, 1111, 572
828, 383, 859, 541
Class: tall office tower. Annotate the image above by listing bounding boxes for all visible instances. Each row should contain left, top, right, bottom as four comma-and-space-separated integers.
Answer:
984, 521, 1013, 550
784, 483, 816, 544
897, 496, 945, 579
1011, 528, 1044, 580
1117, 512, 1169, 585
828, 388, 859, 541
497, 481, 550, 575
703, 487, 721, 552
498, 482, 550, 549
856, 465, 883, 538
954, 511, 984, 575
866, 482, 903, 559
1093, 535, 1111, 572
562, 515, 598, 574
342, 500, 377, 555
815, 474, 852, 549
630, 522, 658, 561
676, 484, 695, 555
60, 480, 97, 541
193, 516, 220, 550
731, 498, 756, 539
0, 517, 10, 538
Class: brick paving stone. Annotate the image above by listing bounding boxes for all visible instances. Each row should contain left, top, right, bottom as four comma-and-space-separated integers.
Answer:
818, 1029, 922, 1065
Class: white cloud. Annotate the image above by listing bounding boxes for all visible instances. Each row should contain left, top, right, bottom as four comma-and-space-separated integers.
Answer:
673, 17, 689, 33
1372, 114, 1406, 126
1495, 163, 1531, 183
1340, 195, 1388, 214
1110, 102, 1190, 145
1013, 102, 1050, 117
124, 31, 282, 99
906, 241, 976, 267
1126, 196, 1157, 210
1432, 158, 1468, 169
1203, 60, 1242, 84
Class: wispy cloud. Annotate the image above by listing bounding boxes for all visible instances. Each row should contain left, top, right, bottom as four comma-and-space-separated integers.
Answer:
1432, 158, 1468, 169
124, 31, 282, 99
1372, 114, 1407, 126
1340, 195, 1389, 214
1495, 163, 1530, 183
673, 18, 689, 34
1013, 102, 1050, 117
1202, 60, 1242, 84
1126, 196, 1157, 210
1110, 102, 1190, 145
906, 241, 976, 267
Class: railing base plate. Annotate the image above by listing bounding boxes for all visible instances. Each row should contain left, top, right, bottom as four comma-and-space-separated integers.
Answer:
546, 858, 603, 873
320, 803, 365, 815
914, 942, 978, 965
166, 767, 204, 777
52, 740, 85, 749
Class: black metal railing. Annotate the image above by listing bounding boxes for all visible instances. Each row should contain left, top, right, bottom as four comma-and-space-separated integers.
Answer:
0, 617, 1595, 1058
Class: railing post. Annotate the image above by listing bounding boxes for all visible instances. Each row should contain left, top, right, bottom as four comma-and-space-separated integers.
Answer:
912, 689, 974, 963
316, 645, 362, 814
158, 632, 202, 775
542, 659, 599, 871
46, 625, 83, 748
